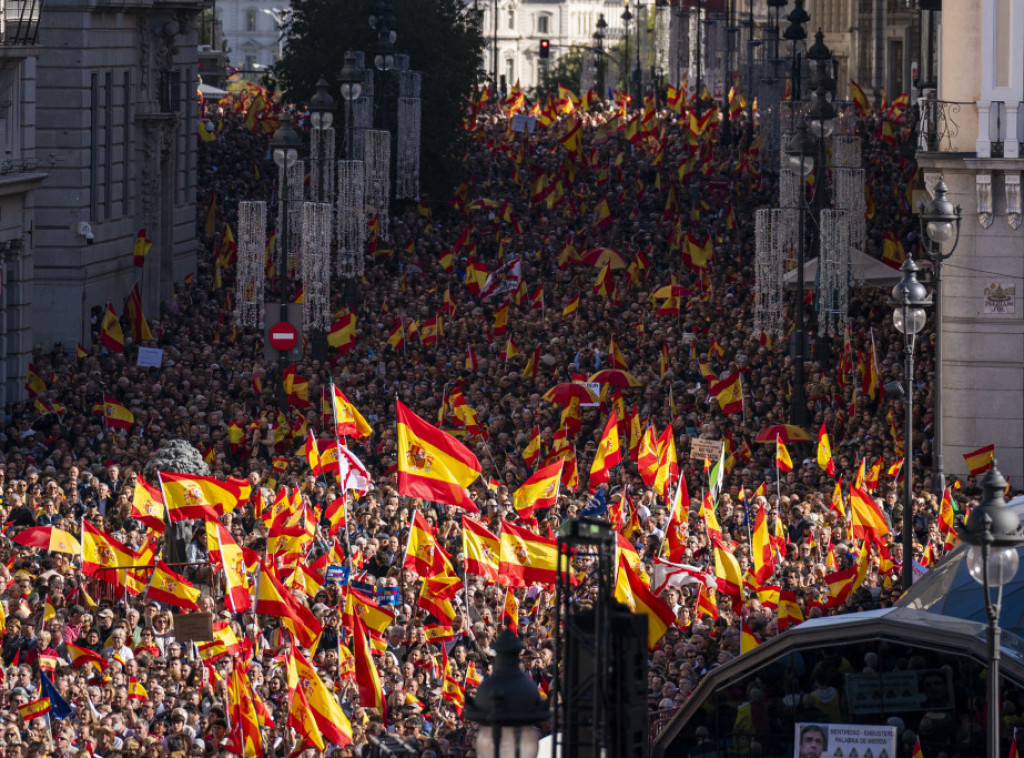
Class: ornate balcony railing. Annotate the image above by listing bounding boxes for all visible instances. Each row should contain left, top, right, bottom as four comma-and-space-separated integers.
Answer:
1, 0, 42, 45
917, 94, 967, 153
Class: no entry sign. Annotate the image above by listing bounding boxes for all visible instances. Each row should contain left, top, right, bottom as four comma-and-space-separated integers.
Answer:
268, 321, 298, 351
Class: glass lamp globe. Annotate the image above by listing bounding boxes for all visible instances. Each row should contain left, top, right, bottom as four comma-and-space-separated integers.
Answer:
475, 726, 541, 758
893, 306, 926, 335
926, 219, 956, 244
310, 111, 334, 129
788, 152, 813, 176
808, 117, 834, 138
272, 147, 298, 169
967, 544, 1020, 587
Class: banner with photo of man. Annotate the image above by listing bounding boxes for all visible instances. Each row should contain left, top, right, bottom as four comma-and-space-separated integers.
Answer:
795, 723, 897, 758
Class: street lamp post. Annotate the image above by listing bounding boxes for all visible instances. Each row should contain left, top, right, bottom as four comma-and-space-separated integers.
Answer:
594, 14, 608, 99
633, 0, 643, 98
621, 3, 633, 104
958, 464, 1023, 758
465, 630, 548, 758
785, 118, 814, 426
337, 51, 363, 159
271, 118, 301, 409
783, 42, 834, 428
889, 256, 932, 590
369, 1, 398, 130
918, 178, 962, 495
782, 0, 808, 101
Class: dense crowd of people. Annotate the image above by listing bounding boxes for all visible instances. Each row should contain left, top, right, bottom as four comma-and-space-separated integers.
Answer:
0, 76, 995, 758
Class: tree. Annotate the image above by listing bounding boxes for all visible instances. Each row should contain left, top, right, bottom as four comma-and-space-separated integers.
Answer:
534, 46, 586, 100
273, 0, 484, 200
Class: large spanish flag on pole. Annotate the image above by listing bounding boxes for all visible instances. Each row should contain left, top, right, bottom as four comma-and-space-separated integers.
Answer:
254, 562, 322, 652
963, 444, 995, 476
81, 520, 146, 594
462, 515, 500, 582
397, 400, 481, 510
499, 520, 559, 587
588, 411, 621, 491
145, 560, 201, 611
159, 471, 244, 521
513, 460, 563, 518
849, 484, 891, 549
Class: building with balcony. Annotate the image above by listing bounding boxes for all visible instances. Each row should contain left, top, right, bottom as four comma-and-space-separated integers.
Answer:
0, 3, 46, 406
218, 0, 287, 72
32, 0, 203, 354
913, 0, 1024, 487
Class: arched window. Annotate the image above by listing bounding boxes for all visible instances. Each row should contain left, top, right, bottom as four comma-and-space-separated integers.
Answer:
537, 14, 549, 34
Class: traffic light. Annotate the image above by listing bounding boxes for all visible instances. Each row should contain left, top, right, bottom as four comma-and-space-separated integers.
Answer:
539, 39, 550, 59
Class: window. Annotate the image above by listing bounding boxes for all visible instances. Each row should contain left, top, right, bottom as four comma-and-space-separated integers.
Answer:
246, 10, 257, 31
507, 9, 515, 30
505, 59, 514, 87
537, 15, 548, 34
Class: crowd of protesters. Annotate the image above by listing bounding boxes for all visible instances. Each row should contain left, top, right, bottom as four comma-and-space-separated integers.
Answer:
0, 80, 996, 758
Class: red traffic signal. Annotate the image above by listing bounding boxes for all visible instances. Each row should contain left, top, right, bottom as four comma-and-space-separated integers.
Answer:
540, 39, 550, 59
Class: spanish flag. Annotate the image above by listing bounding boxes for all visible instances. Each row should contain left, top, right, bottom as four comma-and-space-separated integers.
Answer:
712, 535, 744, 607
963, 444, 995, 476
710, 372, 743, 415
499, 520, 559, 587
227, 666, 263, 757
775, 436, 793, 472
122, 676, 148, 703
751, 504, 775, 584
850, 79, 872, 114
18, 698, 50, 721
146, 560, 201, 611
255, 562, 322, 651
160, 471, 241, 521
343, 588, 395, 636
349, 609, 387, 724
99, 302, 125, 353
403, 510, 455, 578
81, 520, 145, 594
24, 363, 46, 397
740, 620, 761, 654
612, 554, 675, 649
131, 476, 165, 533
205, 520, 252, 612
66, 642, 107, 672
817, 423, 836, 476
289, 682, 326, 752
101, 395, 134, 430
328, 313, 356, 353
589, 411, 621, 491
523, 425, 542, 467
462, 515, 500, 582
133, 228, 152, 268
849, 484, 891, 549
695, 582, 718, 619
562, 293, 580, 318
513, 460, 563, 519
326, 385, 373, 439
777, 590, 805, 630
397, 400, 481, 510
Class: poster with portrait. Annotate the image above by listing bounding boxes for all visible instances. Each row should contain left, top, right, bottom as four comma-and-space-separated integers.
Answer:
794, 723, 896, 758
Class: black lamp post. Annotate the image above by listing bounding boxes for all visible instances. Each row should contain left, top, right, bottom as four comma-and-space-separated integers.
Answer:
369, 1, 398, 131
784, 118, 815, 427
271, 118, 302, 409
621, 3, 633, 104
918, 178, 962, 496
594, 14, 608, 99
889, 256, 932, 590
782, 0, 808, 101
308, 76, 335, 196
337, 51, 363, 159
958, 464, 1023, 758
632, 0, 643, 97
465, 630, 548, 758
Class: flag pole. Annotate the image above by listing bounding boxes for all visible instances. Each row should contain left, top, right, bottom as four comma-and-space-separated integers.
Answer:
327, 378, 352, 559
775, 435, 781, 504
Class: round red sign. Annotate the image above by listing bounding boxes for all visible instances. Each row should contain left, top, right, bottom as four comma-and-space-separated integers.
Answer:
268, 321, 298, 351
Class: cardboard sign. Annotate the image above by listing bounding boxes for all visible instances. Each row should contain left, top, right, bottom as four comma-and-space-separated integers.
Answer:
173, 612, 214, 642
690, 438, 724, 462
